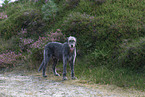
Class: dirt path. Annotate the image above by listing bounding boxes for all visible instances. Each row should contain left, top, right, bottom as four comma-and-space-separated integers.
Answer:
0, 71, 144, 97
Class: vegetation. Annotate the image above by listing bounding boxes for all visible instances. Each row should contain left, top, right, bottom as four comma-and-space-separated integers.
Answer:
41, 0, 58, 21
0, 0, 144, 90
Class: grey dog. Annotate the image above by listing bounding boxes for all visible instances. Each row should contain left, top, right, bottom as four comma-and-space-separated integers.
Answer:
38, 36, 77, 80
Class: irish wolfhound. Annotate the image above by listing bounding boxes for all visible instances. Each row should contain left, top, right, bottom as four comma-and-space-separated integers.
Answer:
38, 36, 77, 80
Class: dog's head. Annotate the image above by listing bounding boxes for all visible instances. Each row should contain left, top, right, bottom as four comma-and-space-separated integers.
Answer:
67, 36, 76, 52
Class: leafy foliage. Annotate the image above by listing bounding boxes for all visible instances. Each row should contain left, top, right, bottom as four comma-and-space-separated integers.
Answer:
0, 2, 44, 39
41, 0, 58, 21
2, 0, 11, 8
118, 37, 145, 71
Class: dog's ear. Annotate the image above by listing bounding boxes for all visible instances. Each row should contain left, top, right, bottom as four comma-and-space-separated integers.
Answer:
66, 37, 69, 42
75, 38, 76, 42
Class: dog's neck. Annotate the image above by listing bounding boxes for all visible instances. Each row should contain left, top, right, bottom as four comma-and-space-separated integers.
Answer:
70, 47, 75, 53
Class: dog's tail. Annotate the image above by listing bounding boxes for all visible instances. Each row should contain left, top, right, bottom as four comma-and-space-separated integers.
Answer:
38, 60, 44, 72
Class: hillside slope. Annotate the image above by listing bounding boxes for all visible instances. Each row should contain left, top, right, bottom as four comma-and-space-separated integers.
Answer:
0, 0, 144, 90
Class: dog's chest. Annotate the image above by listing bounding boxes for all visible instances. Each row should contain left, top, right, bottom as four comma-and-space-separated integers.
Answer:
68, 52, 74, 61
69, 56, 73, 61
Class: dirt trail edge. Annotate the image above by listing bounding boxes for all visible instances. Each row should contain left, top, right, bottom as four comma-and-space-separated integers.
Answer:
0, 72, 144, 97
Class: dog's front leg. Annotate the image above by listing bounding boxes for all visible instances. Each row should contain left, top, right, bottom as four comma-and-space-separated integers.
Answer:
71, 49, 77, 80
63, 55, 68, 80
70, 60, 77, 80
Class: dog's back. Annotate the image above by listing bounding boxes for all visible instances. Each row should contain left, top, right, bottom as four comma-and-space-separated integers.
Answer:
46, 42, 67, 60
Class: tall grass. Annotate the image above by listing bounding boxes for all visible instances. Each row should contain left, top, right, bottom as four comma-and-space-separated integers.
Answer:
75, 59, 145, 90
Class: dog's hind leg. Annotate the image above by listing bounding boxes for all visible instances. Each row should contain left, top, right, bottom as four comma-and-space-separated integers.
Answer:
38, 60, 44, 72
52, 58, 60, 76
62, 55, 68, 80
42, 48, 51, 77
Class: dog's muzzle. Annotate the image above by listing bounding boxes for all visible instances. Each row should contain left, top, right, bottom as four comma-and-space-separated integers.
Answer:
69, 42, 75, 53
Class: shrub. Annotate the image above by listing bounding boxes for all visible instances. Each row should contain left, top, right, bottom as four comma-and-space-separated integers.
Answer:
0, 51, 22, 67
2, 0, 10, 9
64, 0, 80, 9
90, 0, 106, 5
41, 0, 58, 21
31, 29, 65, 49
60, 12, 108, 55
60, 0, 144, 55
0, 3, 44, 39
118, 37, 145, 71
0, 12, 7, 20
0, 36, 21, 53
88, 48, 110, 67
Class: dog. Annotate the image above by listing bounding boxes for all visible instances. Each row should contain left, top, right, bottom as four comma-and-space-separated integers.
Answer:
38, 36, 77, 80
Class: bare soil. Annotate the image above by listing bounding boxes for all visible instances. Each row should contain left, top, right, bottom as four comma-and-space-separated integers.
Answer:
0, 71, 144, 97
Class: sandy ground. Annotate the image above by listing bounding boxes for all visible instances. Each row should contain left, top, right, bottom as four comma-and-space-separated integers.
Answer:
0, 71, 144, 97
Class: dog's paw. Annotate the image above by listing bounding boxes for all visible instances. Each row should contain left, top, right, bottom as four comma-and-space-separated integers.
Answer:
62, 76, 68, 80
72, 76, 77, 80
43, 75, 47, 77
54, 73, 60, 76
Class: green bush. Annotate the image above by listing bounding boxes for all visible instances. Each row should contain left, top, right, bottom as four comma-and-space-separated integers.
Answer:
88, 48, 110, 67
58, 0, 144, 55
118, 37, 145, 71
1, 0, 10, 9
64, 0, 80, 9
60, 12, 106, 54
30, 48, 43, 62
0, 36, 21, 53
0, 3, 44, 39
41, 0, 58, 21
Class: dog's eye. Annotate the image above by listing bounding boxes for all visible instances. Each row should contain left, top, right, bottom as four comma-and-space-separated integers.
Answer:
69, 40, 75, 43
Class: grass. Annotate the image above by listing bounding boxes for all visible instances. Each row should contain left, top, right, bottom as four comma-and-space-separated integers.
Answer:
74, 59, 145, 90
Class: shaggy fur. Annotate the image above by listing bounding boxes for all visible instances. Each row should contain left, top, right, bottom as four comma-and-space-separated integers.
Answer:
38, 36, 77, 80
